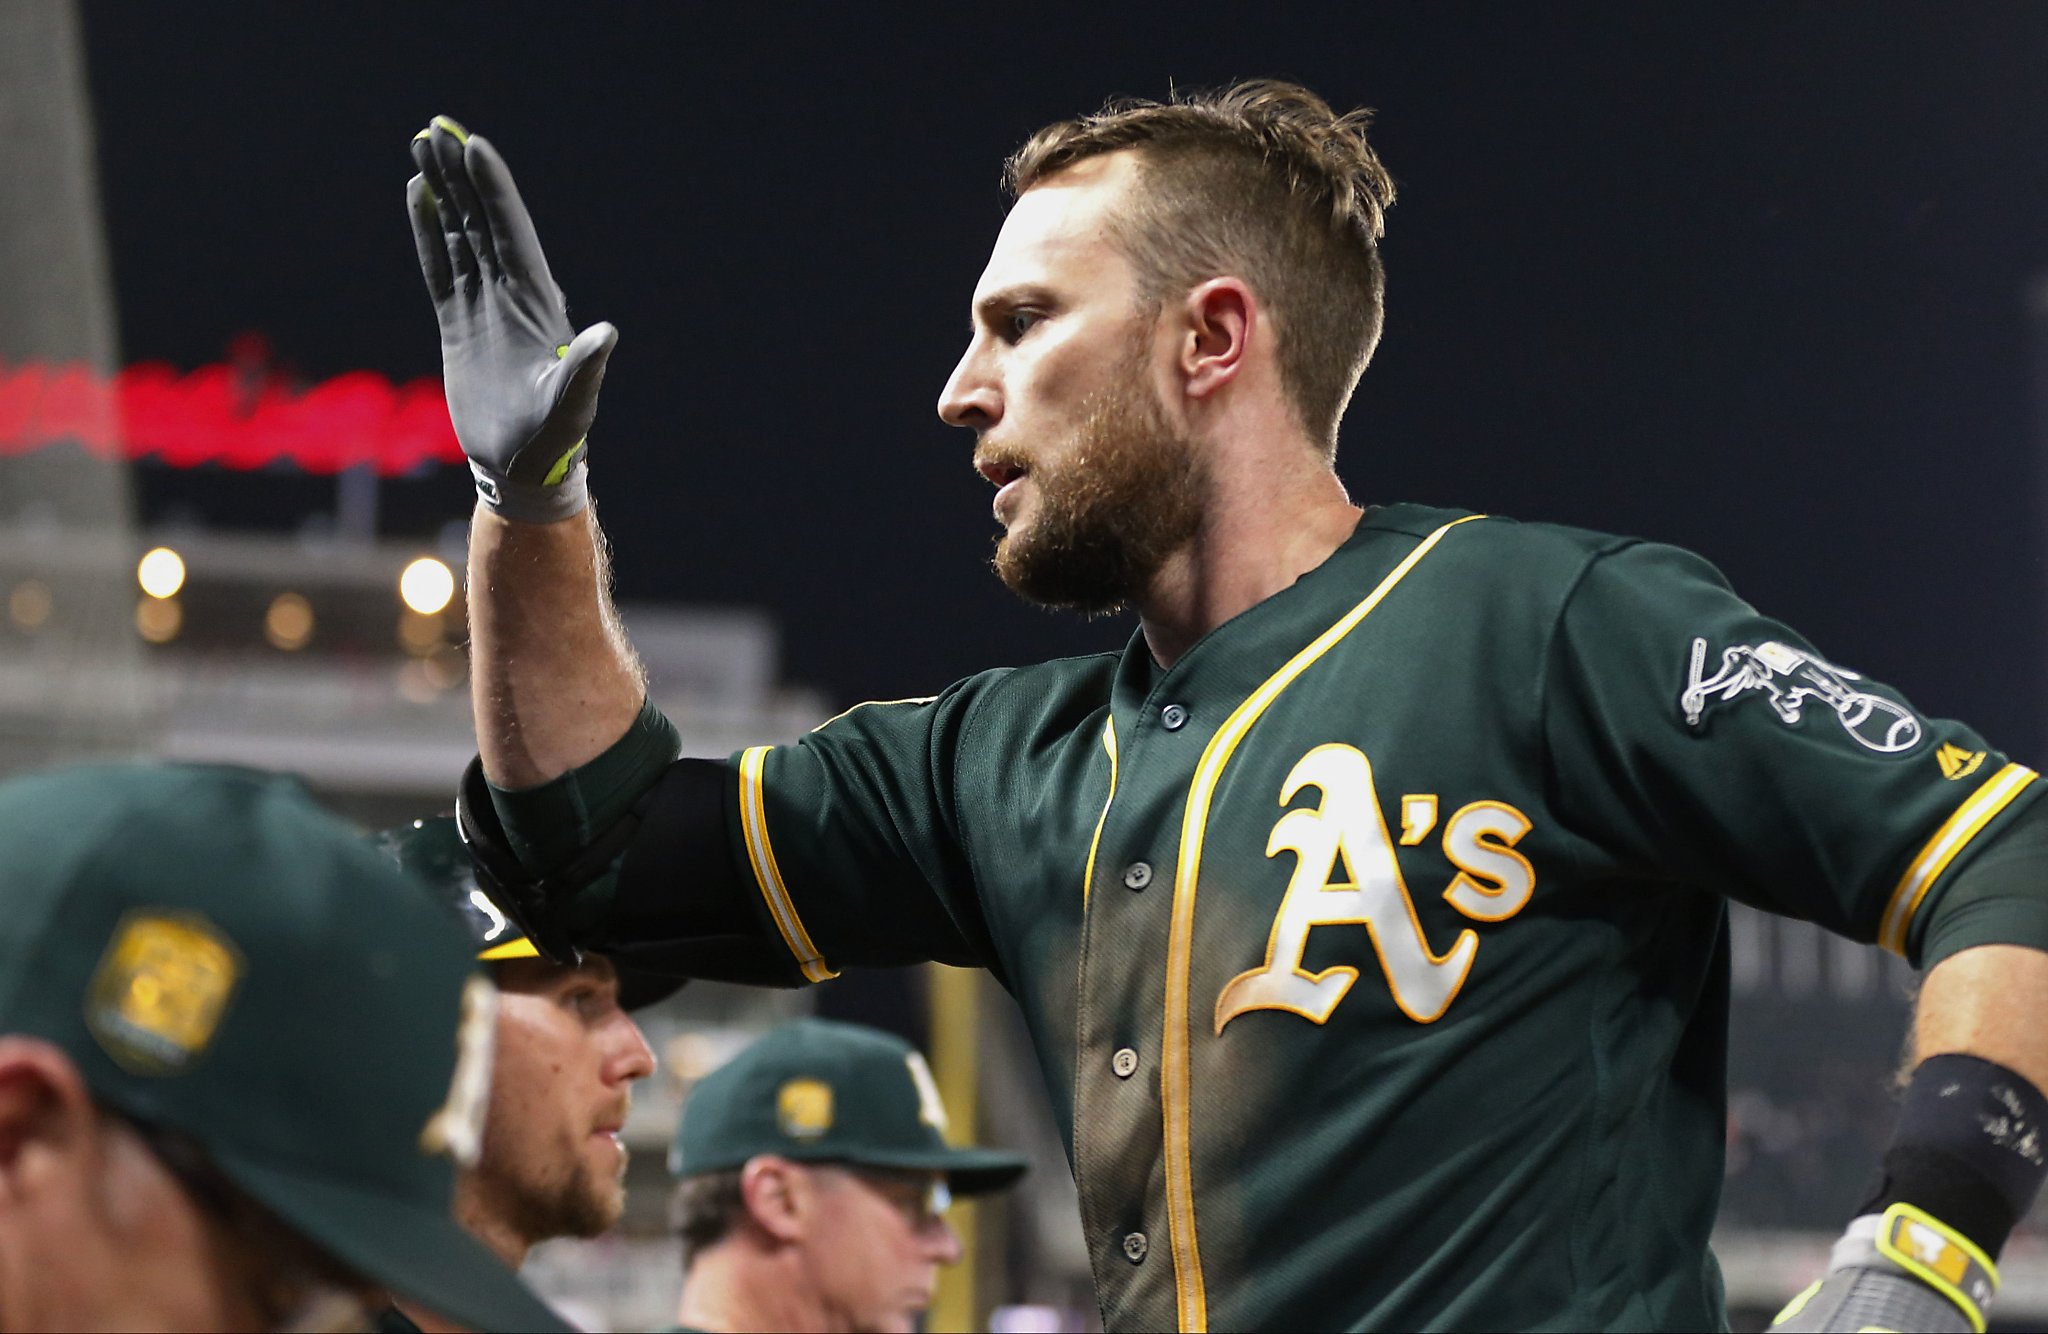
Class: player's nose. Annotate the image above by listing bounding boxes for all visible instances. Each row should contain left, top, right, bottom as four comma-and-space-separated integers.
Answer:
937, 346, 1000, 432
926, 1214, 964, 1266
604, 1010, 657, 1083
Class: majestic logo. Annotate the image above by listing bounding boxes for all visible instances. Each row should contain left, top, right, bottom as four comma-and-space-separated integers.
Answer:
1937, 742, 1987, 781
777, 1078, 835, 1139
1681, 638, 1922, 754
87, 911, 244, 1075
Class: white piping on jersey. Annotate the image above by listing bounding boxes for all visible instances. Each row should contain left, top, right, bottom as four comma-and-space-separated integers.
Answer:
738, 745, 839, 983
1879, 762, 2038, 956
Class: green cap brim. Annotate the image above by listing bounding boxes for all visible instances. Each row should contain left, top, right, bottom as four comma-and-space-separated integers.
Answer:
839, 1144, 1030, 1196
212, 1146, 573, 1332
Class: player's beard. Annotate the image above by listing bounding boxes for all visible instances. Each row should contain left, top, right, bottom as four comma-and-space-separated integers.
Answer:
468, 1136, 627, 1248
982, 333, 1206, 615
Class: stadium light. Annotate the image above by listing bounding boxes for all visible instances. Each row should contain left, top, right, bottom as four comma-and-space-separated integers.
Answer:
399, 556, 455, 616
8, 580, 51, 632
265, 592, 313, 651
137, 546, 185, 599
135, 595, 181, 644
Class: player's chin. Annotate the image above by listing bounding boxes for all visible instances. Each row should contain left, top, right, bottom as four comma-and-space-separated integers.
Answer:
875, 1306, 925, 1334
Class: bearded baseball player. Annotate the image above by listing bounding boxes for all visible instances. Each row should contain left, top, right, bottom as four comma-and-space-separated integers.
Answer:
372, 815, 668, 1333
405, 85, 2048, 1331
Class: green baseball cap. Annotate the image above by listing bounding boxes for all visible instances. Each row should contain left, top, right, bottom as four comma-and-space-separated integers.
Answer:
371, 814, 686, 1010
669, 1018, 1028, 1194
0, 763, 569, 1333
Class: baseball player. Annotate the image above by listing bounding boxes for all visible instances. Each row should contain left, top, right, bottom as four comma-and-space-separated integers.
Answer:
663, 1018, 1027, 1333
405, 85, 2048, 1332
373, 814, 671, 1333
0, 763, 568, 1332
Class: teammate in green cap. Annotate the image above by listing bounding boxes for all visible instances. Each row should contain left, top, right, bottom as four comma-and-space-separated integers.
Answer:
663, 1018, 1026, 1334
0, 762, 568, 1333
373, 814, 671, 1333
406, 84, 2048, 1332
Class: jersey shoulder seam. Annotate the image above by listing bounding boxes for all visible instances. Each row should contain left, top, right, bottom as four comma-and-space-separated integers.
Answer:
1532, 537, 1652, 825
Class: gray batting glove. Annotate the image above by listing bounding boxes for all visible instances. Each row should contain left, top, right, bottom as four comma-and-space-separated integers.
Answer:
406, 115, 616, 523
1769, 1205, 1997, 1333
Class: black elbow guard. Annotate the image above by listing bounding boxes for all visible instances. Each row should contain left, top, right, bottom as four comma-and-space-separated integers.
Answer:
454, 754, 658, 967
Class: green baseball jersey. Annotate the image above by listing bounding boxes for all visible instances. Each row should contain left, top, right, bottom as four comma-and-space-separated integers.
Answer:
613, 502, 2041, 1331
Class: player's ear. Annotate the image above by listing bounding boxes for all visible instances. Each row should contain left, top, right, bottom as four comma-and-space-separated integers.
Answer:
1177, 277, 1253, 402
0, 1038, 94, 1173
739, 1155, 805, 1244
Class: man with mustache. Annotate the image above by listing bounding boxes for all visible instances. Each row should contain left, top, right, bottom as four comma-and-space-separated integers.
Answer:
373, 815, 666, 1333
405, 88, 2048, 1332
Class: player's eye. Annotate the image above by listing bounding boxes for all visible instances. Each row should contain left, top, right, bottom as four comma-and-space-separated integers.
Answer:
1002, 309, 1043, 343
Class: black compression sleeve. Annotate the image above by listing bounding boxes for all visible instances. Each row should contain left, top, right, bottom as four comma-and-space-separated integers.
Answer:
604, 757, 807, 987
1856, 1054, 2048, 1258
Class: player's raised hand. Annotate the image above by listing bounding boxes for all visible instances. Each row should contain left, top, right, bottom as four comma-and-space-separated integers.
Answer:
407, 115, 617, 523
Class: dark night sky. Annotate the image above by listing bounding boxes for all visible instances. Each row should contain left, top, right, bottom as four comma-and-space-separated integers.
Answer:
80, 4, 2048, 752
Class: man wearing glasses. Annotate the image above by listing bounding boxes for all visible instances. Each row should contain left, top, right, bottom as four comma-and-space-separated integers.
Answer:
665, 1019, 1027, 1334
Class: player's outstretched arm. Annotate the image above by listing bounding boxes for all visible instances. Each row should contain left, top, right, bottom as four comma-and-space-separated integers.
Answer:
407, 117, 643, 785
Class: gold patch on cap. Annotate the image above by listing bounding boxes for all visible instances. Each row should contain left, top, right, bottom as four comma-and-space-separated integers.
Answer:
778, 1077, 834, 1139
86, 911, 243, 1075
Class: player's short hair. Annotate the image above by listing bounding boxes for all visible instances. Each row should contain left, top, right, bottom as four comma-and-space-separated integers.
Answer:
669, 1169, 747, 1265
1006, 79, 1396, 455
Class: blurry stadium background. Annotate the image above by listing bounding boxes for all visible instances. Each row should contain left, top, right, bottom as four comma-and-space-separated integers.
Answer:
5, 2, 2047, 1328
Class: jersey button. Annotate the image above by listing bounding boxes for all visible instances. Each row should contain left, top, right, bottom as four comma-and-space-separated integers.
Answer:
1121, 862, 1153, 891
1122, 1231, 1149, 1263
1161, 703, 1189, 731
1112, 1047, 1139, 1078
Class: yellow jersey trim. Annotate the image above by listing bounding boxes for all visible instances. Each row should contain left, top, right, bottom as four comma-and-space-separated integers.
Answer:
1081, 717, 1119, 911
1161, 514, 1485, 1331
476, 937, 540, 961
812, 696, 939, 733
738, 745, 839, 983
1878, 762, 2038, 955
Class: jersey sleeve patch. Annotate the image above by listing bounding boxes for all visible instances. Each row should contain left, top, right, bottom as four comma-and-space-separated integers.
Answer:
1681, 636, 1923, 754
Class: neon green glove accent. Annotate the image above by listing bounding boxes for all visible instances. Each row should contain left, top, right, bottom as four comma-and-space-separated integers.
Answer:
406, 116, 616, 522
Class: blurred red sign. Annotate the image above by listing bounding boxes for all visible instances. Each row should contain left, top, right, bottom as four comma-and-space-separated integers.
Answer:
0, 355, 462, 476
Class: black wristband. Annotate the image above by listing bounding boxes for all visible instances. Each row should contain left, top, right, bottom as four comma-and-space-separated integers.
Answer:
1856, 1053, 2048, 1259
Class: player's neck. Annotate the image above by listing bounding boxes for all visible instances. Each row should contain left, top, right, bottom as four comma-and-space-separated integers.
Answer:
451, 1172, 534, 1270
1136, 455, 1360, 668
677, 1241, 831, 1332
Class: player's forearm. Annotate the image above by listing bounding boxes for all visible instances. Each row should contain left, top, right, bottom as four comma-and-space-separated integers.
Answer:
466, 502, 645, 788
1771, 942, 2048, 1331
1916, 942, 2048, 1092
